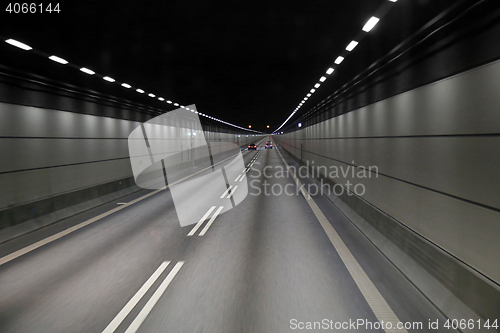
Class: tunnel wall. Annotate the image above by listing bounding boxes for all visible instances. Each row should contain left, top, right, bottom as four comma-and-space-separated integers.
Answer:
274, 59, 500, 323
0, 74, 260, 241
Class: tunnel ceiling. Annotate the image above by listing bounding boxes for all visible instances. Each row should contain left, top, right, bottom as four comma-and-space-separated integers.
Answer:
0, 0, 460, 131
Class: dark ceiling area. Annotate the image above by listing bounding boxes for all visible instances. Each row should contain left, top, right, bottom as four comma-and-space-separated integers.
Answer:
0, 0, 462, 132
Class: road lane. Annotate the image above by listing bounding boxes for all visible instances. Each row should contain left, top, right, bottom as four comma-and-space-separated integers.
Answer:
127, 146, 452, 332
0, 142, 453, 333
130, 146, 380, 332
0, 146, 261, 333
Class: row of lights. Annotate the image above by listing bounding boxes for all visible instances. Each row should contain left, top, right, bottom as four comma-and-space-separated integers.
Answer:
273, 0, 397, 134
4, 38, 262, 134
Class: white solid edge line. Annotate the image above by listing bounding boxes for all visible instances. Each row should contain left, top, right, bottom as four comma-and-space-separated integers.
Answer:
284, 161, 310, 200
227, 186, 238, 199
239, 174, 246, 182
124, 261, 184, 333
220, 186, 233, 199
102, 261, 170, 333
0, 150, 248, 266
276, 148, 408, 333
198, 206, 224, 236
0, 188, 163, 266
234, 175, 241, 182
187, 206, 216, 236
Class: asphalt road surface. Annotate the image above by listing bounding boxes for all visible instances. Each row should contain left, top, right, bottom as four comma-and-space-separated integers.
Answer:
0, 142, 453, 333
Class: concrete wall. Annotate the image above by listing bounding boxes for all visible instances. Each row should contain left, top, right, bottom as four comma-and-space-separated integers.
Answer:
275, 59, 500, 322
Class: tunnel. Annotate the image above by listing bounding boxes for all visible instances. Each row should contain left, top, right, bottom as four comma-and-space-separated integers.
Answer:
0, 1, 499, 332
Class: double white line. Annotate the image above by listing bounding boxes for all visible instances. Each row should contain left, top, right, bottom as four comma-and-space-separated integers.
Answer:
240, 150, 261, 174
186, 147, 260, 238
187, 206, 224, 236
234, 174, 246, 182
102, 261, 184, 333
220, 186, 238, 199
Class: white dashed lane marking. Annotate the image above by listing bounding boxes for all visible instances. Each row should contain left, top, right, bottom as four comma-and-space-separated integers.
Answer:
103, 261, 185, 333
187, 206, 217, 237
227, 186, 238, 199
124, 261, 185, 333
220, 186, 233, 199
199, 206, 224, 236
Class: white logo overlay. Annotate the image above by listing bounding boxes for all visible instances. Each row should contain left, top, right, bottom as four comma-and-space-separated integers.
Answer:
128, 105, 248, 227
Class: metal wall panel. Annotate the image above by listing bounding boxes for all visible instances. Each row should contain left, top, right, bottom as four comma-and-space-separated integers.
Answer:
0, 103, 261, 212
276, 59, 500, 285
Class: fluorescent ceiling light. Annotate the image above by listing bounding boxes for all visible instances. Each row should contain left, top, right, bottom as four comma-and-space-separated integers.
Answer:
174, 103, 179, 106
121, 83, 131, 88
167, 100, 172, 104
346, 41, 358, 51
103, 76, 115, 82
307, 93, 311, 97
326, 68, 334, 75
5, 39, 32, 50
319, 76, 326, 82
158, 97, 165, 101
310, 89, 316, 93
334, 56, 344, 64
136, 89, 144, 93
148, 93, 155, 97
48, 55, 68, 64
362, 16, 380, 32
314, 83, 320, 88
80, 67, 95, 75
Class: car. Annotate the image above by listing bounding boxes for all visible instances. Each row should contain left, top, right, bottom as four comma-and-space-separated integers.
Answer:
248, 143, 257, 150
265, 141, 273, 149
